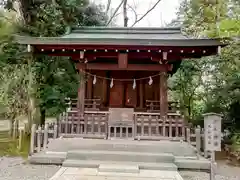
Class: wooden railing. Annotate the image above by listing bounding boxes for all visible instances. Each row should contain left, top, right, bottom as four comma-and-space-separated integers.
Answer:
146, 100, 180, 113
30, 123, 58, 154
29, 121, 213, 158
65, 98, 101, 111
134, 112, 185, 140
58, 111, 108, 138
57, 110, 185, 140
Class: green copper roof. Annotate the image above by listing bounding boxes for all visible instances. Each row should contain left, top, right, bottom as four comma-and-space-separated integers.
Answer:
16, 26, 224, 47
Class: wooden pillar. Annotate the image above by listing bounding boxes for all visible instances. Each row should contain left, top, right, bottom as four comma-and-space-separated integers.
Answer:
78, 69, 85, 115
160, 72, 168, 136
139, 80, 144, 109
102, 74, 107, 107
86, 75, 93, 99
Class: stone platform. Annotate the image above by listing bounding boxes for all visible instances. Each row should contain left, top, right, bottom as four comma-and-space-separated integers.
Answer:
29, 138, 210, 171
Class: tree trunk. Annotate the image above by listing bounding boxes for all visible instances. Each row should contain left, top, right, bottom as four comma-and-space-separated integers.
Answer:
8, 114, 15, 137
27, 55, 40, 131
40, 107, 46, 126
123, 0, 128, 27
27, 55, 34, 132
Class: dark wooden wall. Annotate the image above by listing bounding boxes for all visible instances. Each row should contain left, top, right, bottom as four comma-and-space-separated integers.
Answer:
85, 70, 161, 109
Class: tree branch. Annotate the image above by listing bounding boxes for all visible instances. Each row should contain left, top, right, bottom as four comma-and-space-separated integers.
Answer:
131, 0, 162, 27
127, 4, 138, 23
105, 0, 111, 14
106, 0, 125, 26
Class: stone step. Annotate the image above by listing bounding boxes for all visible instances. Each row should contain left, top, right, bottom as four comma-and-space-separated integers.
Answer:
99, 164, 139, 173
47, 139, 197, 157
66, 150, 175, 163
175, 159, 210, 170
62, 160, 178, 171
29, 153, 66, 165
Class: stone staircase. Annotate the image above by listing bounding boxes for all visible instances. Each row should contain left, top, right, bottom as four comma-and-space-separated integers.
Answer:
63, 150, 178, 172
29, 138, 211, 171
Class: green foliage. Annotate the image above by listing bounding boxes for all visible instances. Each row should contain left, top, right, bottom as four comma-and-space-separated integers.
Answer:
0, 0, 108, 125
0, 10, 29, 119
169, 0, 240, 131
35, 56, 79, 116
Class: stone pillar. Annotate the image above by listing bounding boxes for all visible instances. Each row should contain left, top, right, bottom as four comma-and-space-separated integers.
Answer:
160, 72, 168, 136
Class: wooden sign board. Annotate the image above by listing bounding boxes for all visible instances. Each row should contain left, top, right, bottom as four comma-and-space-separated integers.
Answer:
109, 108, 134, 126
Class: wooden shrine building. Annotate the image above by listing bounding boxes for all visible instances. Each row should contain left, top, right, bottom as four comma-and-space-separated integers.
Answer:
17, 27, 224, 140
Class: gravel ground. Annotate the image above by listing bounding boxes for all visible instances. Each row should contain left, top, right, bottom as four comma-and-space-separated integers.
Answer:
0, 157, 60, 180
180, 160, 240, 180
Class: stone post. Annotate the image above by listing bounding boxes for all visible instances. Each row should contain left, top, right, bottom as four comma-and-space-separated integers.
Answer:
186, 128, 191, 143
37, 126, 41, 152
195, 125, 201, 152
43, 123, 48, 150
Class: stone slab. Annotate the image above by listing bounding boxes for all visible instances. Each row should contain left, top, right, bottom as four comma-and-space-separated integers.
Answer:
62, 160, 177, 171
175, 159, 210, 170
29, 153, 66, 165
98, 164, 139, 173
49, 167, 183, 180
66, 150, 174, 163
46, 138, 198, 157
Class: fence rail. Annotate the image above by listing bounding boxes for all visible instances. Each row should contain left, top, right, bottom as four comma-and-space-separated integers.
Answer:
28, 111, 211, 155
185, 126, 210, 157
30, 123, 58, 154
134, 113, 185, 140
58, 111, 108, 139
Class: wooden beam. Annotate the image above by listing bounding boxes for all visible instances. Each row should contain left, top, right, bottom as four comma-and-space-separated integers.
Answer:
77, 63, 170, 72
118, 53, 128, 69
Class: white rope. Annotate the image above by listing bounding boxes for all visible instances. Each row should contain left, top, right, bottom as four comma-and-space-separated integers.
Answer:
80, 70, 163, 82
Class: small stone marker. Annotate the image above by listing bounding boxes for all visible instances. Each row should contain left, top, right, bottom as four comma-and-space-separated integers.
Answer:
203, 113, 222, 180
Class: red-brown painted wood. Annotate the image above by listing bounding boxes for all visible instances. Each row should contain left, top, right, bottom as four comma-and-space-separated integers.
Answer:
125, 82, 137, 108
76, 63, 170, 72
160, 72, 168, 119
109, 81, 124, 107
139, 80, 144, 108
118, 53, 128, 69
78, 70, 85, 114
86, 74, 93, 99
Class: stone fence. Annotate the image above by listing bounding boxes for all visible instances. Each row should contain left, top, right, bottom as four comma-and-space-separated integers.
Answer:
186, 125, 210, 157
